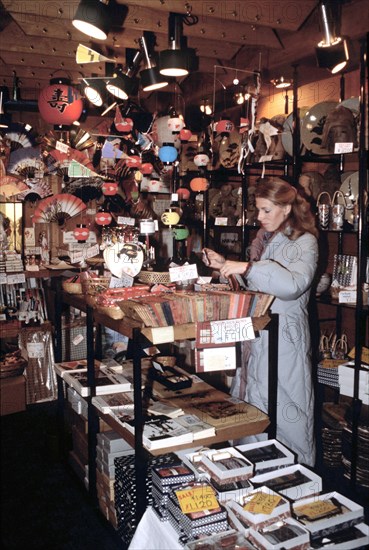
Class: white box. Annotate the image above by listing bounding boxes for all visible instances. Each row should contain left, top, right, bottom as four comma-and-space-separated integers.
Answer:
250, 464, 322, 501
292, 491, 364, 540
175, 448, 212, 480
199, 447, 254, 482
236, 439, 296, 474
227, 486, 291, 530
249, 517, 310, 550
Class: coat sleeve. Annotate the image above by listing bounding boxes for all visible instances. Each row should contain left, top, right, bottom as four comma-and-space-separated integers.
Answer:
246, 233, 318, 300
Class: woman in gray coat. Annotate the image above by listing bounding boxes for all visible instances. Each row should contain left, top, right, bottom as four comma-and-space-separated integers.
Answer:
203, 178, 319, 466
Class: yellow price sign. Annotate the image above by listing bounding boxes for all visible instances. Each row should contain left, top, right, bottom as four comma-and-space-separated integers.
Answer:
175, 485, 219, 515
243, 492, 281, 515
294, 499, 339, 521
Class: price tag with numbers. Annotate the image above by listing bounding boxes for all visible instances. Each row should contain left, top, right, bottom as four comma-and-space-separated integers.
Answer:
175, 485, 219, 515
56, 140, 69, 154
27, 343, 45, 359
243, 492, 281, 515
334, 142, 353, 154
169, 263, 198, 283
7, 273, 26, 284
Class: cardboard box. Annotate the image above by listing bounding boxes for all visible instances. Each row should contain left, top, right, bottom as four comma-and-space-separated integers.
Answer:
250, 464, 322, 502
0, 375, 26, 415
236, 439, 296, 474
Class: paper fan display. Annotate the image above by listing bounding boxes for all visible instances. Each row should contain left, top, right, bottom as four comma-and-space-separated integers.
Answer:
3, 122, 37, 152
42, 129, 95, 153
0, 175, 28, 198
7, 147, 44, 178
31, 194, 86, 225
46, 148, 95, 179
17, 179, 53, 202
103, 242, 144, 278
63, 176, 104, 202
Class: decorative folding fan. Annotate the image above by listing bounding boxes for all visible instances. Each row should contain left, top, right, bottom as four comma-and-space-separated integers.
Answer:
63, 176, 104, 202
17, 179, 53, 202
8, 157, 45, 180
31, 194, 86, 225
3, 122, 37, 152
42, 130, 95, 153
76, 43, 115, 64
0, 175, 28, 197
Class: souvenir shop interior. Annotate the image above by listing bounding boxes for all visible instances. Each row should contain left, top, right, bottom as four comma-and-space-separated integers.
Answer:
0, 1, 368, 549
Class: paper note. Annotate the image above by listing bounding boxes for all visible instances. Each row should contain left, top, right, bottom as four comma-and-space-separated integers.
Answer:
175, 485, 219, 515
169, 263, 198, 282
210, 318, 255, 343
243, 492, 281, 515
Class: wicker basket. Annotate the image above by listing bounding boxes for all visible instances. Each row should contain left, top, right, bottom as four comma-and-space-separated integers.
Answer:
82, 277, 111, 296
138, 270, 171, 285
0, 359, 27, 378
62, 281, 83, 295
96, 305, 125, 320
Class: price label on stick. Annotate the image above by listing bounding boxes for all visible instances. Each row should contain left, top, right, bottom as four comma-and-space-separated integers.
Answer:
175, 485, 219, 515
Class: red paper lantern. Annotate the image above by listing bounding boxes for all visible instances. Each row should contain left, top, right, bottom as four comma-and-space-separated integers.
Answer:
215, 119, 234, 135
125, 156, 142, 169
38, 78, 83, 126
95, 211, 112, 226
190, 177, 209, 192
177, 187, 191, 201
141, 163, 154, 175
102, 182, 118, 196
73, 224, 89, 242
180, 128, 192, 141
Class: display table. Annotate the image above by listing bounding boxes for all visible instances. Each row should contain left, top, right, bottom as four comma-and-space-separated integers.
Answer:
128, 507, 182, 550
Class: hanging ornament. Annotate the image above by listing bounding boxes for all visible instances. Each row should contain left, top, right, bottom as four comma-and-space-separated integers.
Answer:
114, 106, 134, 133
215, 119, 234, 135
141, 162, 154, 175
177, 187, 191, 201
95, 211, 112, 226
73, 224, 89, 242
161, 208, 180, 226
38, 78, 83, 127
172, 224, 189, 241
102, 182, 118, 196
179, 128, 192, 142
125, 155, 142, 169
194, 153, 210, 167
167, 112, 185, 133
158, 144, 178, 164
190, 177, 209, 192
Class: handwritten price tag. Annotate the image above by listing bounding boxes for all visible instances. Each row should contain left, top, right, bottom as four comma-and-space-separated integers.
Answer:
169, 263, 198, 283
243, 492, 281, 515
27, 343, 45, 359
175, 485, 219, 515
334, 142, 353, 154
56, 140, 69, 154
294, 499, 338, 520
117, 216, 135, 226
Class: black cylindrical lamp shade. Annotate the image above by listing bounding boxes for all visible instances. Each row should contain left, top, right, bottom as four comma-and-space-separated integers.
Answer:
316, 39, 349, 74
72, 0, 112, 40
106, 74, 139, 100
140, 67, 168, 92
83, 79, 107, 107
159, 49, 191, 77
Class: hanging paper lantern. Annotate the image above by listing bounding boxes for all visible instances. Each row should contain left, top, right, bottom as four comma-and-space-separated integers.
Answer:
190, 177, 209, 192
215, 119, 234, 135
194, 153, 210, 167
125, 156, 142, 169
180, 128, 192, 142
73, 224, 89, 242
161, 209, 180, 226
95, 211, 112, 226
102, 182, 118, 196
38, 78, 83, 126
167, 116, 185, 133
172, 225, 189, 241
141, 163, 154, 175
159, 145, 178, 164
114, 107, 134, 133
177, 187, 191, 201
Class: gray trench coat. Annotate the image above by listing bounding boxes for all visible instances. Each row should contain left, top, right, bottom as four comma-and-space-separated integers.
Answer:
231, 229, 318, 466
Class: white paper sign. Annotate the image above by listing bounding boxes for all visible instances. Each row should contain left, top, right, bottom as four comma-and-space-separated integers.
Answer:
169, 263, 198, 282
339, 290, 357, 303
0, 313, 6, 321
69, 250, 85, 264
210, 317, 255, 343
109, 274, 134, 288
56, 140, 69, 154
202, 346, 236, 371
7, 273, 26, 284
0, 274, 7, 284
85, 244, 100, 259
215, 217, 228, 226
25, 246, 42, 256
334, 142, 354, 154
117, 216, 135, 226
24, 227, 35, 247
72, 334, 84, 346
27, 342, 45, 359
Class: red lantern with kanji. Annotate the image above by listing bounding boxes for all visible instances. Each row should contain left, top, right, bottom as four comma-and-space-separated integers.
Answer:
73, 224, 89, 242
38, 78, 83, 126
95, 211, 112, 226
102, 182, 118, 196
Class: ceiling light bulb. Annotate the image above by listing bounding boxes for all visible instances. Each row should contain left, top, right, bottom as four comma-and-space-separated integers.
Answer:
233, 77, 239, 85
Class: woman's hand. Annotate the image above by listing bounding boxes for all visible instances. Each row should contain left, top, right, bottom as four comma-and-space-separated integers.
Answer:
202, 248, 248, 278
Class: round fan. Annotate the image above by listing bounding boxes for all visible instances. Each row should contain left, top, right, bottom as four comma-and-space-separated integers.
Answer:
31, 194, 86, 225
3, 122, 37, 152
103, 242, 144, 278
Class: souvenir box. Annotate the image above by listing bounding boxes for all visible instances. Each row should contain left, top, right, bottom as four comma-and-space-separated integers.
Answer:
199, 447, 254, 484
250, 464, 322, 501
292, 491, 365, 541
236, 438, 296, 474
210, 476, 254, 503
175, 448, 212, 480
185, 529, 255, 550
248, 517, 311, 550
226, 485, 291, 530
309, 522, 369, 549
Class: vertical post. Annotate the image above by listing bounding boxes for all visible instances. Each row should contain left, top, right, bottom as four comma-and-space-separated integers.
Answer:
291, 64, 300, 183
267, 313, 279, 439
86, 304, 98, 503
